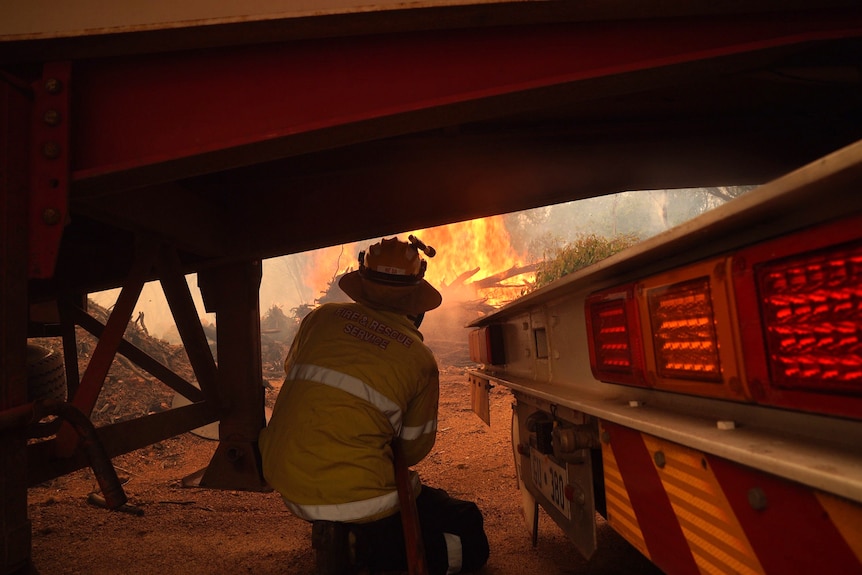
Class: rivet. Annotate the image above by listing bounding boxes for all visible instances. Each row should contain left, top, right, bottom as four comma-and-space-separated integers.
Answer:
43, 109, 62, 126
42, 141, 61, 159
42, 207, 62, 226
748, 487, 768, 511
44, 78, 63, 94
653, 450, 666, 469
226, 446, 243, 462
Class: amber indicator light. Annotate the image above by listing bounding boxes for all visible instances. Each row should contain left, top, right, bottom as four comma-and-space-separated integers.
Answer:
647, 277, 722, 382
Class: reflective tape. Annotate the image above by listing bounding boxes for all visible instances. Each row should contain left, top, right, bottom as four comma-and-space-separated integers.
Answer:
288, 363, 437, 442
288, 363, 403, 433
283, 472, 422, 522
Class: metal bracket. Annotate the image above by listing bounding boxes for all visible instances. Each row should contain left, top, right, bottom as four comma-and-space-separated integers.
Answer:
29, 61, 71, 279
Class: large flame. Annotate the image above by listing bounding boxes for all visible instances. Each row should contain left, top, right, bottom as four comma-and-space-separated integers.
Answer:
406, 216, 532, 306
302, 241, 360, 298
302, 215, 533, 307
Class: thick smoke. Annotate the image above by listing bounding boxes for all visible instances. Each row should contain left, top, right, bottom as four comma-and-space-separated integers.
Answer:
90, 188, 745, 345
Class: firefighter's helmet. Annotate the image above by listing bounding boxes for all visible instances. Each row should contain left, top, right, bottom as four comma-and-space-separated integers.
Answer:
339, 236, 442, 315
360, 237, 427, 284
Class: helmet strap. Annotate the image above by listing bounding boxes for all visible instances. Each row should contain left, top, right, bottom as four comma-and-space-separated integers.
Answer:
409, 312, 425, 328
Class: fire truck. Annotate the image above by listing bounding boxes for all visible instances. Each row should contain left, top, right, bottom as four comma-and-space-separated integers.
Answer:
467, 141, 862, 574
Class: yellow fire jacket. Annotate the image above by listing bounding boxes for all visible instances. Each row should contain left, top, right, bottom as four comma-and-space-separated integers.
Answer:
259, 302, 439, 523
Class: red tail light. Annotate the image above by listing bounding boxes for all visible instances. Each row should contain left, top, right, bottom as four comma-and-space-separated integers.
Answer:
469, 325, 506, 365
758, 245, 862, 392
585, 286, 646, 387
734, 214, 862, 418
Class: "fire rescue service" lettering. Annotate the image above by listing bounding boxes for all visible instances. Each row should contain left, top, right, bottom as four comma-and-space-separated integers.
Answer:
343, 323, 389, 349
335, 307, 414, 349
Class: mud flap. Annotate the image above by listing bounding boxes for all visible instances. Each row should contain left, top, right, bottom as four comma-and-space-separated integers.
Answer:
511, 406, 537, 538
469, 374, 492, 425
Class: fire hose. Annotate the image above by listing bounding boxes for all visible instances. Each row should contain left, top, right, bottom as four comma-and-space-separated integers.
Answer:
392, 440, 429, 575
0, 398, 128, 509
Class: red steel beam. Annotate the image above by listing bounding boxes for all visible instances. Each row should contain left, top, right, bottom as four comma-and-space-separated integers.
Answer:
69, 10, 862, 186
29, 62, 70, 279
54, 239, 157, 456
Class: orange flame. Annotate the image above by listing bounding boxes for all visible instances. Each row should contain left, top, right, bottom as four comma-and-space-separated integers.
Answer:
302, 241, 360, 298
407, 216, 531, 305
303, 215, 533, 307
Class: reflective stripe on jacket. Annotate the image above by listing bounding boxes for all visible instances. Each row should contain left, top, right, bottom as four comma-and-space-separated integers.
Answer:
259, 302, 439, 523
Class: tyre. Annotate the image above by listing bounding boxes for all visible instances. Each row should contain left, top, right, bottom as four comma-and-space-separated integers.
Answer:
27, 344, 67, 402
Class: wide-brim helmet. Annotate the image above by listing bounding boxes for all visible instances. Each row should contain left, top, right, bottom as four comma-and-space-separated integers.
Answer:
339, 237, 442, 316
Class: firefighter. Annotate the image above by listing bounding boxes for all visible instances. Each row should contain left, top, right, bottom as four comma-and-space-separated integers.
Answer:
259, 236, 489, 574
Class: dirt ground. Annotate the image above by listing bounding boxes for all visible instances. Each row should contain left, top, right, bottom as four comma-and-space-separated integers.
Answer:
26, 321, 663, 575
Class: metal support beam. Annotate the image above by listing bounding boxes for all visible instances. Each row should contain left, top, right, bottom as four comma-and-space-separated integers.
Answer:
68, 9, 862, 197
54, 238, 157, 457
1, 73, 33, 575
28, 400, 218, 485
58, 293, 84, 401
157, 244, 220, 406
69, 304, 206, 403
189, 260, 268, 491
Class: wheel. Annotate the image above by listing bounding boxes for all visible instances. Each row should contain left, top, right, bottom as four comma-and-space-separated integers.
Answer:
27, 344, 67, 402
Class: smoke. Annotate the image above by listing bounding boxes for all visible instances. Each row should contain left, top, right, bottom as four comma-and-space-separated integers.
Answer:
89, 188, 747, 343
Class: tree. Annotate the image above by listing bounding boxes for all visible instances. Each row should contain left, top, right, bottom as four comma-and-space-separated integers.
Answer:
529, 233, 639, 291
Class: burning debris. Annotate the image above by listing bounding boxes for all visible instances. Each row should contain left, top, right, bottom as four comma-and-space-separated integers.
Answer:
265, 254, 536, 369
267, 219, 538, 368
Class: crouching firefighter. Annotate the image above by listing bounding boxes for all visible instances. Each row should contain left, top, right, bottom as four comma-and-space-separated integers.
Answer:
259, 236, 490, 574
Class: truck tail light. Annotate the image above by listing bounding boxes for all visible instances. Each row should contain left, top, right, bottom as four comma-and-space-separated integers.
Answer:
647, 278, 721, 382
469, 325, 506, 365
758, 245, 862, 392
734, 214, 862, 418
638, 259, 748, 400
585, 286, 647, 387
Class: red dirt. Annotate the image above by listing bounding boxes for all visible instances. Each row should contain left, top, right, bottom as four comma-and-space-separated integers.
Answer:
27, 322, 661, 574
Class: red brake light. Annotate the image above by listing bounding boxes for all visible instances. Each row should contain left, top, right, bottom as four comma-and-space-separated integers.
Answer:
586, 286, 646, 387
469, 325, 505, 365
734, 214, 862, 419
756, 243, 862, 394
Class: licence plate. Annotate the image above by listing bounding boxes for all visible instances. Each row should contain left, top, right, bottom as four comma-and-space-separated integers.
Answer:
530, 447, 571, 519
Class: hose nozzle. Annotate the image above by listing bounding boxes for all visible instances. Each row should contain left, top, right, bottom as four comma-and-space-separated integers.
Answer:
408, 234, 436, 258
